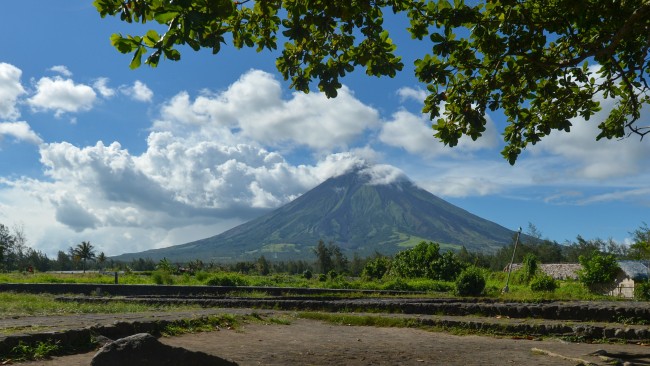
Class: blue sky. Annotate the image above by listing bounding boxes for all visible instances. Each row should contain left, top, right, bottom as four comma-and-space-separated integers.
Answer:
0, 2, 648, 257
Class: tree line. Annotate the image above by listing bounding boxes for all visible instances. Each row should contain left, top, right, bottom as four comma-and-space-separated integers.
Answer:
1, 222, 648, 278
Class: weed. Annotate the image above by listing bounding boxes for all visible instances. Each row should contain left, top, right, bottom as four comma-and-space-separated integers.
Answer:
161, 314, 239, 336
9, 340, 60, 361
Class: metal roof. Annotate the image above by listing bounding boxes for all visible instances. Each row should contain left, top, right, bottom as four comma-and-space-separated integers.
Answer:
617, 260, 650, 281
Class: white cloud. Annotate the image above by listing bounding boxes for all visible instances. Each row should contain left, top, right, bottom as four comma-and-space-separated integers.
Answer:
530, 96, 650, 181
27, 76, 96, 116
578, 187, 650, 205
93, 77, 115, 98
420, 175, 503, 197
397, 87, 427, 103
120, 80, 153, 102
4, 66, 647, 258
361, 164, 407, 185
11, 130, 380, 255
379, 108, 499, 157
49, 65, 72, 77
154, 69, 379, 151
0, 121, 43, 145
0, 63, 26, 120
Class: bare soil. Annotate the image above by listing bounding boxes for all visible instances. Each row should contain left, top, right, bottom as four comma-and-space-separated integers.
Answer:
17, 318, 650, 366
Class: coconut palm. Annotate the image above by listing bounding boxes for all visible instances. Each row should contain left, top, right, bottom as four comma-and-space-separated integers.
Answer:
72, 241, 96, 273
97, 252, 107, 271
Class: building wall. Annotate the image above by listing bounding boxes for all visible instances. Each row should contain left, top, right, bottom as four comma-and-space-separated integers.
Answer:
608, 276, 635, 298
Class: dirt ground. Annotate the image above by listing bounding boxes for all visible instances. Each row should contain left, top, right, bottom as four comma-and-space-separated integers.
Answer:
17, 318, 650, 366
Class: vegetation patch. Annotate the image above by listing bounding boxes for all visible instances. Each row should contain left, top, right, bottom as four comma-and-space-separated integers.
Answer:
161, 313, 290, 337
7, 340, 61, 362
0, 292, 201, 318
161, 314, 239, 336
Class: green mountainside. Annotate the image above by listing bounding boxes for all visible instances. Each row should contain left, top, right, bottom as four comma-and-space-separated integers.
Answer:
113, 169, 516, 262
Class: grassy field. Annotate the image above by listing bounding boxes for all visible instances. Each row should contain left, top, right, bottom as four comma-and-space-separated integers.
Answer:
0, 292, 203, 318
0, 269, 614, 302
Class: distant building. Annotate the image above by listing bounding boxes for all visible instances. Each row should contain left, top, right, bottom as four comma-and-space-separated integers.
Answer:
608, 260, 650, 298
505, 263, 582, 280
506, 261, 650, 298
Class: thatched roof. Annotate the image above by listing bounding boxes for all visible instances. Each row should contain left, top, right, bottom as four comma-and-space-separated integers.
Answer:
505, 263, 582, 280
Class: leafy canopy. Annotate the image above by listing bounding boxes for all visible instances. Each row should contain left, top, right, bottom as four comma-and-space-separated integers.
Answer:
94, 0, 650, 163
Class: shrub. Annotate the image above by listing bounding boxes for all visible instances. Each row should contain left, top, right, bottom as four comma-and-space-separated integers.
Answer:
317, 273, 327, 282
328, 270, 338, 280
382, 278, 413, 291
521, 253, 539, 284
530, 274, 558, 292
635, 280, 650, 300
362, 256, 391, 280
205, 273, 249, 287
430, 251, 465, 281
302, 269, 313, 280
195, 271, 209, 282
578, 251, 620, 292
151, 270, 174, 285
390, 241, 440, 279
455, 267, 486, 296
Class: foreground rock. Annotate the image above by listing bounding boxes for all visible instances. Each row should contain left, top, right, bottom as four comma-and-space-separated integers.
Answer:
91, 333, 238, 366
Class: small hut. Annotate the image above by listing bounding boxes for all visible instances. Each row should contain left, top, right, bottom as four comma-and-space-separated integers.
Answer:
608, 260, 650, 298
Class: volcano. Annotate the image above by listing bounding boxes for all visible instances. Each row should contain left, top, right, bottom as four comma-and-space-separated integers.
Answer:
113, 167, 516, 262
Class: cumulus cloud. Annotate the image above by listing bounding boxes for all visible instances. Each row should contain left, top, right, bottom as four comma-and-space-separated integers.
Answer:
0, 63, 26, 120
49, 65, 72, 77
52, 193, 99, 232
0, 122, 43, 145
379, 108, 499, 158
120, 80, 153, 102
530, 96, 650, 181
93, 77, 115, 98
361, 164, 407, 185
27, 76, 96, 116
397, 87, 427, 103
154, 69, 380, 151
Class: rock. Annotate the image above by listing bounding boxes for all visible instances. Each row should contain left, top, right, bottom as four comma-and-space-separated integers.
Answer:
91, 333, 238, 366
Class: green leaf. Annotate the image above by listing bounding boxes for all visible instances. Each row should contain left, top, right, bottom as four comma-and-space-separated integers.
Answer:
143, 30, 160, 47
154, 11, 179, 23
129, 46, 146, 69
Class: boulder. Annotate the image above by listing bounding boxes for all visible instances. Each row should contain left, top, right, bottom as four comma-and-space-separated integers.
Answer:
91, 333, 238, 366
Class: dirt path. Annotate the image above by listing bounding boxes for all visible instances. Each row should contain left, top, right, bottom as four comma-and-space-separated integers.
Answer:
18, 318, 650, 366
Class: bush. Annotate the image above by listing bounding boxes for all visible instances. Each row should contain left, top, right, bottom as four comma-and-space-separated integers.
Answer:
390, 241, 440, 279
205, 273, 250, 287
151, 270, 174, 285
530, 274, 558, 292
455, 267, 486, 296
635, 280, 650, 300
578, 251, 620, 292
302, 269, 313, 280
195, 271, 209, 282
521, 253, 539, 284
381, 278, 413, 291
362, 256, 391, 280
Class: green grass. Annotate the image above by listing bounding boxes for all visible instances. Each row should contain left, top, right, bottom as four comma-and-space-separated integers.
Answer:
485, 273, 615, 301
161, 314, 239, 336
0, 269, 630, 302
296, 312, 507, 338
298, 312, 420, 328
161, 312, 291, 336
0, 292, 201, 319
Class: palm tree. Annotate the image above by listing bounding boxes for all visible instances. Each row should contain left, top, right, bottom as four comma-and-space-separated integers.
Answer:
97, 252, 106, 271
72, 241, 96, 273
